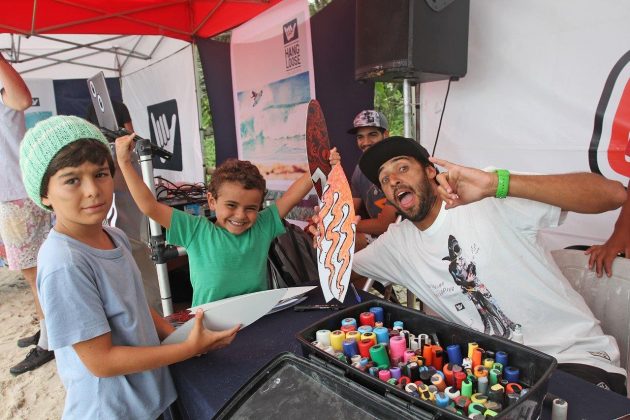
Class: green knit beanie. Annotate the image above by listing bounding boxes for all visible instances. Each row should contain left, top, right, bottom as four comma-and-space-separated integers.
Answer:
19, 115, 110, 211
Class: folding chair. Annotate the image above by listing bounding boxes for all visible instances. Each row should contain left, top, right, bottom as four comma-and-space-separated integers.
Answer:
551, 248, 630, 381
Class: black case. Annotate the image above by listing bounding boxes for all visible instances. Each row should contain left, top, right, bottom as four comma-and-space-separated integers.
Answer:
213, 352, 426, 419
296, 301, 557, 419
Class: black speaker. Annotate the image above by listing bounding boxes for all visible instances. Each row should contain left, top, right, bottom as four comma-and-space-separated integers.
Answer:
355, 0, 469, 83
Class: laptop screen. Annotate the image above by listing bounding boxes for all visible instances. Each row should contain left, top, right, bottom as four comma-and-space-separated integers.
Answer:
87, 72, 118, 131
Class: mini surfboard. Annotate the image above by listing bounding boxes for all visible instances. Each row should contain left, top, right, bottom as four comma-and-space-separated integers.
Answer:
316, 165, 356, 303
306, 99, 332, 200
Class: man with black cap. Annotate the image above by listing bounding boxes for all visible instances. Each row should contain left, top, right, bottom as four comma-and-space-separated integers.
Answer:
347, 110, 398, 250
354, 136, 628, 394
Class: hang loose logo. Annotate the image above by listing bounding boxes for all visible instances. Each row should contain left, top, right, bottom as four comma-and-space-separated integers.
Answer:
151, 113, 177, 162
283, 19, 298, 44
147, 99, 182, 171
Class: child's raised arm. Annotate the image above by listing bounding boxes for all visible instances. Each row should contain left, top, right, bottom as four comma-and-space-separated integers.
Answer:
72, 310, 239, 377
276, 147, 340, 218
115, 134, 174, 228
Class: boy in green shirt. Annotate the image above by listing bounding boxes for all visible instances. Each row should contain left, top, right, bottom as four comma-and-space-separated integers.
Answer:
116, 134, 337, 305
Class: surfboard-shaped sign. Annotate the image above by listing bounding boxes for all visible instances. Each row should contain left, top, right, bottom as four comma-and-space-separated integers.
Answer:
306, 99, 332, 199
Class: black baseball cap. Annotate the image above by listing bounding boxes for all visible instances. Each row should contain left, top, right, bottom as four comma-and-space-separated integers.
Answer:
359, 136, 432, 186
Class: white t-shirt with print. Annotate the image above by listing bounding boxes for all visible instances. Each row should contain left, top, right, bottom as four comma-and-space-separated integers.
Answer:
354, 197, 625, 376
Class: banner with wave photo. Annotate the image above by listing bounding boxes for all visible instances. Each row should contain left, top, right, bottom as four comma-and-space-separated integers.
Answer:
231, 0, 315, 191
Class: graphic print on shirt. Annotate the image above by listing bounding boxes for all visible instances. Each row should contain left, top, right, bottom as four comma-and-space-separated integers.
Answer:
442, 235, 516, 337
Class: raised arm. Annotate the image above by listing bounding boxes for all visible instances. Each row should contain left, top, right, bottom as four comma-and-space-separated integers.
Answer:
275, 173, 313, 219
506, 173, 625, 213
73, 310, 239, 377
115, 134, 174, 228
430, 157, 626, 213
0, 52, 32, 111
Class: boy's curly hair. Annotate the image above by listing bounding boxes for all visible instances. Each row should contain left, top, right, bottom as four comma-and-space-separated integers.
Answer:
208, 159, 266, 200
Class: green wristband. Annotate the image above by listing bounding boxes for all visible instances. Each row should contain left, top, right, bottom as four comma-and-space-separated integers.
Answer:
495, 169, 510, 199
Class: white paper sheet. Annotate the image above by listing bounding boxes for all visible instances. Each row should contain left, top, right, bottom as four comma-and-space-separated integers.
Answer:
277, 285, 316, 302
161, 288, 286, 345
266, 296, 308, 315
316, 165, 356, 303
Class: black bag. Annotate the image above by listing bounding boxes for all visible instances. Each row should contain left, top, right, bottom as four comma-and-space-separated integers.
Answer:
268, 220, 319, 288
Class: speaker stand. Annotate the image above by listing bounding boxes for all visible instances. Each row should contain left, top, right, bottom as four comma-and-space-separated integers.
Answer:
403, 79, 420, 141
136, 137, 184, 316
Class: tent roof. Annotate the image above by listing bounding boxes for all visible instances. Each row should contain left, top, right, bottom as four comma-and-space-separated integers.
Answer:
1, 34, 191, 78
2, 0, 283, 41
0, 0, 283, 78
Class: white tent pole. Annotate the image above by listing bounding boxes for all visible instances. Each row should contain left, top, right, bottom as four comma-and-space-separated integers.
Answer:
415, 84, 421, 144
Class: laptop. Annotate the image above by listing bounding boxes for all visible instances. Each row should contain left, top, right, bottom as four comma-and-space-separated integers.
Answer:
87, 71, 118, 131
87, 72, 171, 161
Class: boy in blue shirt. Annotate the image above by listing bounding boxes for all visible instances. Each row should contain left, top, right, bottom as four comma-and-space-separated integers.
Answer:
19, 116, 239, 419
116, 133, 337, 306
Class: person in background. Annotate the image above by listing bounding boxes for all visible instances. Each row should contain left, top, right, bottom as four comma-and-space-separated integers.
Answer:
86, 99, 134, 132
586, 181, 630, 276
347, 110, 398, 250
0, 52, 54, 375
19, 115, 239, 418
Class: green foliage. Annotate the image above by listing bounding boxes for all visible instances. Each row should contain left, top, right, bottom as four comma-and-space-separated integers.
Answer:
309, 0, 332, 15
211, 32, 231, 43
202, 136, 216, 177
374, 82, 404, 136
195, 48, 216, 184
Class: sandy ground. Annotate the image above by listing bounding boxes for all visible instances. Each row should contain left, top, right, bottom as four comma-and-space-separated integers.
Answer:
0, 267, 64, 420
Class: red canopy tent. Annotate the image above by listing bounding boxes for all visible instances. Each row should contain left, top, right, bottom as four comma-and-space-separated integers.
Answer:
0, 0, 284, 77
2, 0, 283, 41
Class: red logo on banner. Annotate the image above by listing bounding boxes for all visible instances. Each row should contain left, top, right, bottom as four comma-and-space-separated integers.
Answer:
589, 51, 630, 182
608, 78, 630, 177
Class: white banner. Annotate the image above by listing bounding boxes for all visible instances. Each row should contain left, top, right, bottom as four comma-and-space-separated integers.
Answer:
419, 0, 630, 250
122, 46, 203, 184
24, 79, 56, 128
231, 0, 315, 191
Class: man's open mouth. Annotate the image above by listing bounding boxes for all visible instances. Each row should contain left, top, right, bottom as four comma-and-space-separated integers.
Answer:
396, 190, 414, 209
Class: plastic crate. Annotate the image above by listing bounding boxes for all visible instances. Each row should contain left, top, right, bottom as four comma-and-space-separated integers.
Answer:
297, 301, 557, 419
